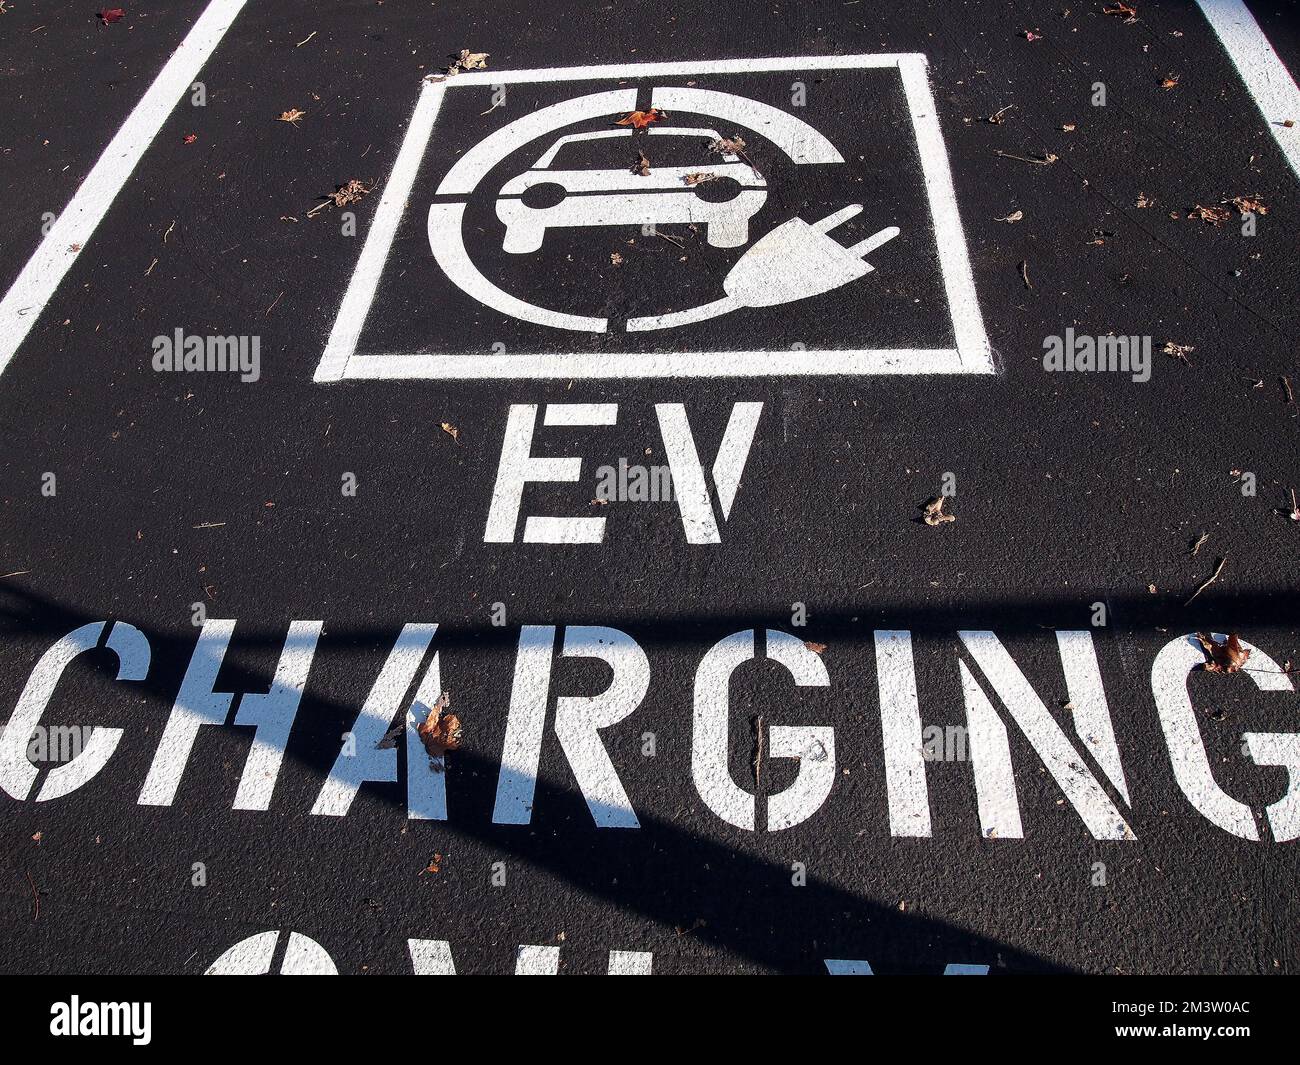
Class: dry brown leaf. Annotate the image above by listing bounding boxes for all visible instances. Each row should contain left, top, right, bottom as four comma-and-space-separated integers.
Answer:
1162, 341, 1194, 363
995, 209, 1024, 223
1136, 192, 1154, 208
421, 853, 443, 875
616, 108, 666, 129
440, 421, 459, 443
710, 134, 747, 155
417, 693, 461, 758
307, 179, 372, 217
1229, 195, 1267, 215
922, 496, 955, 526
1194, 632, 1251, 674
1161, 73, 1180, 90
803, 641, 827, 655
610, 251, 623, 266
683, 172, 718, 185
278, 108, 306, 125
1188, 204, 1231, 225
1103, 2, 1138, 21
631, 151, 650, 177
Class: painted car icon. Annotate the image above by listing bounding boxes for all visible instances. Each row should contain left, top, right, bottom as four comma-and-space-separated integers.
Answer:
496, 127, 767, 253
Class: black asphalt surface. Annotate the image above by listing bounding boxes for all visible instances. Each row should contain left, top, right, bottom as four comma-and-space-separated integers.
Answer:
1, 0, 1297, 975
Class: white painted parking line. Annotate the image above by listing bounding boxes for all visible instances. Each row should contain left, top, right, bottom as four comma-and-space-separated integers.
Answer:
1196, 0, 1300, 178
0, 0, 248, 380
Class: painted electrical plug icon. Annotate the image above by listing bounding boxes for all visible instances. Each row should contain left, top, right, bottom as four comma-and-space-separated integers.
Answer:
722, 205, 899, 307
626, 205, 899, 331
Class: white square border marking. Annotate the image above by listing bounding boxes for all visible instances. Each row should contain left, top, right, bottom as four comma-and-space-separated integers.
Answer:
314, 54, 993, 382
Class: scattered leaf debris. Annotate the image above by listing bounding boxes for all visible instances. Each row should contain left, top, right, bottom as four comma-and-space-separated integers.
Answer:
98, 8, 125, 24
610, 251, 624, 266
277, 108, 306, 126
987, 105, 1015, 125
183, 133, 197, 145
1161, 341, 1194, 363
1161, 73, 1180, 90
1194, 632, 1251, 674
617, 108, 666, 129
1189, 532, 1209, 557
804, 641, 827, 655
631, 151, 650, 176
683, 172, 718, 186
1019, 260, 1032, 289
922, 496, 955, 526
995, 210, 1024, 223
440, 421, 460, 443
1103, 2, 1138, 22
1021, 30, 1042, 41
421, 853, 443, 876
1136, 192, 1154, 208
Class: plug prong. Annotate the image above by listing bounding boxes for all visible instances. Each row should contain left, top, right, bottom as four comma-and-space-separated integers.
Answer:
811, 204, 863, 233
847, 225, 900, 258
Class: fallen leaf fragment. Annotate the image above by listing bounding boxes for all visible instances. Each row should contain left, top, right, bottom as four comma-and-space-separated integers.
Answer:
1135, 192, 1154, 208
1161, 74, 1180, 90
183, 133, 197, 144
98, 8, 125, 24
617, 108, 666, 129
994, 149, 1058, 165
804, 641, 827, 655
1194, 632, 1251, 674
277, 108, 306, 125
440, 421, 459, 443
683, 172, 718, 185
1188, 204, 1231, 225
922, 496, 955, 526
995, 209, 1024, 223
631, 151, 650, 176
417, 693, 461, 758
1103, 2, 1138, 21
610, 251, 623, 266
1021, 30, 1041, 41
1161, 341, 1194, 363
306, 179, 371, 217
1228, 195, 1267, 215
421, 853, 443, 875
431, 49, 490, 79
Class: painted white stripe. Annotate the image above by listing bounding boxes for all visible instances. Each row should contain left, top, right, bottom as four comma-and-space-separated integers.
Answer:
442, 53, 922, 86
710, 401, 763, 521
0, 0, 248, 379
315, 79, 448, 382
1196, 0, 1300, 177
544, 402, 618, 426
958, 632, 1134, 841
607, 950, 653, 975
514, 944, 560, 975
1055, 630, 1131, 805
959, 660, 1023, 840
344, 348, 975, 379
874, 630, 932, 838
897, 55, 993, 375
492, 626, 556, 824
